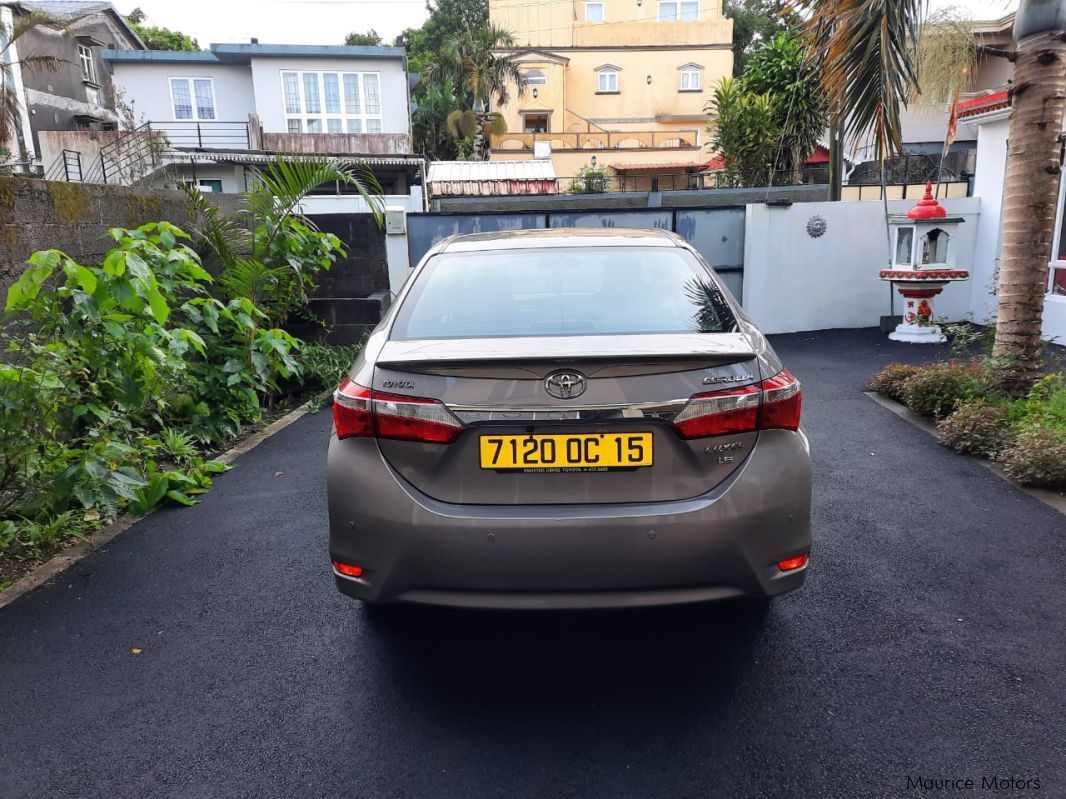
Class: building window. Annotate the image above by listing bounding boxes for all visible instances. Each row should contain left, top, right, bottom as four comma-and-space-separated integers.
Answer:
78, 44, 97, 84
658, 0, 699, 21
1050, 173, 1066, 295
523, 113, 549, 133
585, 2, 605, 22
523, 69, 548, 86
679, 68, 702, 91
596, 67, 620, 93
169, 78, 216, 120
281, 70, 384, 133
198, 179, 224, 193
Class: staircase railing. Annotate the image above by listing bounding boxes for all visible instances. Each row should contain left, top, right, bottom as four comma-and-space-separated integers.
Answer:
44, 149, 83, 182
82, 123, 165, 185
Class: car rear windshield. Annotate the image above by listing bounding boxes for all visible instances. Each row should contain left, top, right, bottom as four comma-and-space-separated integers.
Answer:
390, 246, 738, 340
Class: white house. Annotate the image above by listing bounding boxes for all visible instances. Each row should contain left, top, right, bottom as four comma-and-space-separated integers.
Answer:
92, 42, 424, 209
961, 90, 1066, 344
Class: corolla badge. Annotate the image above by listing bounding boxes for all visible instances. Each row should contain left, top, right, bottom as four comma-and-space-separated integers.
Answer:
703, 373, 755, 386
544, 370, 587, 400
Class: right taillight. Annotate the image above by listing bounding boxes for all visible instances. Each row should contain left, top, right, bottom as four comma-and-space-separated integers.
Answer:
332, 378, 464, 444
672, 369, 802, 440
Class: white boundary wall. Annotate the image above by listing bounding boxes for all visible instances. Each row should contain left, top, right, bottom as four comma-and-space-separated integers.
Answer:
743, 197, 981, 335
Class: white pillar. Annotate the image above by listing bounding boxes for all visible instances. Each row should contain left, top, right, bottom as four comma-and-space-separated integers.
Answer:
384, 205, 411, 296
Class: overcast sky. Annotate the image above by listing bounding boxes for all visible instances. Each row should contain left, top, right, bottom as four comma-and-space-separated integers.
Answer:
112, 0, 1021, 49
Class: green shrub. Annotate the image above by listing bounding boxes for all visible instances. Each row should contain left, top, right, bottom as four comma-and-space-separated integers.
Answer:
1008, 373, 1066, 432
300, 342, 364, 392
1, 223, 297, 527
936, 401, 1014, 457
867, 363, 924, 401
899, 360, 1008, 419
996, 426, 1066, 489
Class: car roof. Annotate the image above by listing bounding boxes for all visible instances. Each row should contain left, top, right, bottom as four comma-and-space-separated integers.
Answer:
438, 227, 683, 253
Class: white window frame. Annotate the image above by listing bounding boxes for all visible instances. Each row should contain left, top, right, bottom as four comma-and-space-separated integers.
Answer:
78, 44, 97, 84
679, 68, 702, 91
658, 0, 700, 22
585, 1, 605, 22
596, 68, 620, 93
168, 77, 217, 121
1047, 161, 1066, 298
523, 69, 548, 86
280, 70, 384, 135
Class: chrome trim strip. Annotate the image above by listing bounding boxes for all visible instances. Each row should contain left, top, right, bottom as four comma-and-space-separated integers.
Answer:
446, 399, 689, 425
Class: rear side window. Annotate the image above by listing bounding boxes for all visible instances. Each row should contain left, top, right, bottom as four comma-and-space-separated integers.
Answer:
390, 246, 737, 340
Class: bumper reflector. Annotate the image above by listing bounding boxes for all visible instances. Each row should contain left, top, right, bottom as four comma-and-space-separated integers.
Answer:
777, 554, 809, 572
332, 560, 364, 578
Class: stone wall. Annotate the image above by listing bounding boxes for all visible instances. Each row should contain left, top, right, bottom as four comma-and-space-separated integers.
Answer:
0, 176, 242, 298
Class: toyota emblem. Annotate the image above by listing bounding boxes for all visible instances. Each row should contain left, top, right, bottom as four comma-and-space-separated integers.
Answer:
544, 370, 587, 400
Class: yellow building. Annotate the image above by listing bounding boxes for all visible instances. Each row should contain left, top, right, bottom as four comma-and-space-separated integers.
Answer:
489, 0, 733, 188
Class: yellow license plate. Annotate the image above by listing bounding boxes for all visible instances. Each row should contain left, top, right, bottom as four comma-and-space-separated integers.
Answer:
479, 433, 653, 472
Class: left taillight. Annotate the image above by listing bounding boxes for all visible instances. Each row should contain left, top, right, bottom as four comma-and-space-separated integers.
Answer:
672, 369, 802, 440
332, 378, 463, 444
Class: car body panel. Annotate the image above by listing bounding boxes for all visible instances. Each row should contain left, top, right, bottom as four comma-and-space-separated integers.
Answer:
327, 228, 812, 608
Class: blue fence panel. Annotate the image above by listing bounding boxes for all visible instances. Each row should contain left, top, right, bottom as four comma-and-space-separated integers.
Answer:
407, 213, 547, 265
675, 208, 746, 302
548, 210, 674, 230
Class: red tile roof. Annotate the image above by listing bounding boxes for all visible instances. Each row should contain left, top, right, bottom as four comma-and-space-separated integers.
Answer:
957, 89, 1010, 119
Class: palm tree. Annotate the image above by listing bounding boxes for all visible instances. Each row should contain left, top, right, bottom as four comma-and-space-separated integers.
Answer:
424, 24, 525, 160
990, 3, 1066, 390
798, 0, 1065, 391
1, 9, 63, 167
185, 156, 382, 328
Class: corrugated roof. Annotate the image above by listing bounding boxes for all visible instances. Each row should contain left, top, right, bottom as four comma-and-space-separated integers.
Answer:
610, 161, 703, 172
428, 160, 556, 182
17, 1, 113, 16
104, 42, 405, 65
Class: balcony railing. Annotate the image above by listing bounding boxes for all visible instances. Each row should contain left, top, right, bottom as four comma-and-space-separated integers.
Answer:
154, 120, 252, 151
492, 129, 700, 152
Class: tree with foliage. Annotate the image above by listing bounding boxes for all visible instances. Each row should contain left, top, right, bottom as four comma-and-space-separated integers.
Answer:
1, 9, 62, 166
401, 0, 489, 74
126, 8, 199, 51
401, 0, 492, 157
344, 29, 383, 46
707, 78, 779, 187
423, 24, 524, 161
724, 0, 798, 76
741, 32, 826, 183
796, 0, 1065, 391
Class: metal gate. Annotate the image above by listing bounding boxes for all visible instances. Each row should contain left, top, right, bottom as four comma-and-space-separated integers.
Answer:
407, 207, 746, 301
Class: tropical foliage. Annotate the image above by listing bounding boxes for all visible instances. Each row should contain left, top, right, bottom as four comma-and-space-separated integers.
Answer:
423, 24, 525, 161
739, 32, 827, 183
724, 0, 800, 76
708, 78, 781, 187
125, 8, 199, 51
1, 157, 378, 563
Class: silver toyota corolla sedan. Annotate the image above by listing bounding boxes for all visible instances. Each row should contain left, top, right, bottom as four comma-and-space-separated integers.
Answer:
327, 229, 811, 609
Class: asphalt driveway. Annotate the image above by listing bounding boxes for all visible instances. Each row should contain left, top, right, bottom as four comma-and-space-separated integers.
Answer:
1, 328, 1062, 799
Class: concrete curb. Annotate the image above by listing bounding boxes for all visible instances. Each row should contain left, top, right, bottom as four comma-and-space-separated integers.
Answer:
864, 391, 1066, 517
0, 398, 324, 611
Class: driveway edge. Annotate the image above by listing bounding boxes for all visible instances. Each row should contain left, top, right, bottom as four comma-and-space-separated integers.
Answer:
0, 399, 324, 611
864, 391, 1066, 516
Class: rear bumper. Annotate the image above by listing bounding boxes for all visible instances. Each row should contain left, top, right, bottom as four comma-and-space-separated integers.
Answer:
327, 429, 812, 609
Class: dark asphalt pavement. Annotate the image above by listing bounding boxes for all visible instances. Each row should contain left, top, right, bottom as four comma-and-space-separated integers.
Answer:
1, 329, 1063, 799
